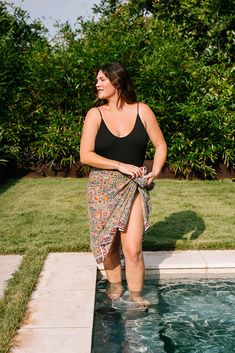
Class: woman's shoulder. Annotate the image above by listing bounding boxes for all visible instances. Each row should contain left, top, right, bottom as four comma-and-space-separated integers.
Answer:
138, 102, 154, 116
86, 107, 102, 119
137, 102, 159, 129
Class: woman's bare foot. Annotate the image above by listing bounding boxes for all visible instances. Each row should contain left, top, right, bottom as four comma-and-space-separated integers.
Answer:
106, 282, 125, 300
129, 291, 151, 310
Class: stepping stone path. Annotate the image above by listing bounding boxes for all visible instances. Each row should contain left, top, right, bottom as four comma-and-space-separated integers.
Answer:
0, 255, 22, 297
10, 253, 97, 353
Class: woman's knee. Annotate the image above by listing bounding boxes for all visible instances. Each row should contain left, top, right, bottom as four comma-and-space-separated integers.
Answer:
123, 247, 143, 264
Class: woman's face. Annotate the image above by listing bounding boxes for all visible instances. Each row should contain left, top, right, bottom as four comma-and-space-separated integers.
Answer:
95, 70, 117, 100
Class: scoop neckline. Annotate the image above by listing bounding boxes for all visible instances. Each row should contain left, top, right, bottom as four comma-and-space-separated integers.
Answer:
101, 114, 139, 139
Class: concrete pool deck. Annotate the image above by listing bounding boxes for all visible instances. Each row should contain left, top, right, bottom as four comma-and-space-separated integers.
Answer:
4, 250, 235, 353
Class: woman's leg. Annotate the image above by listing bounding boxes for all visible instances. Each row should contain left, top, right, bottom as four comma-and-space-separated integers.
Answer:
104, 232, 124, 299
120, 193, 149, 306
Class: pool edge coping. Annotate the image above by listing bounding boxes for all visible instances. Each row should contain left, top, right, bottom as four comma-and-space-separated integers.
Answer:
98, 249, 235, 278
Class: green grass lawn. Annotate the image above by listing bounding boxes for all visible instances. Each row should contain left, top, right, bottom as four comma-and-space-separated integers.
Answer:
0, 176, 234, 353
0, 177, 90, 254
0, 177, 234, 254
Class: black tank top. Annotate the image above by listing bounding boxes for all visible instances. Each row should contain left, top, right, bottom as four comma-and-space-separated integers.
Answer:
95, 104, 149, 167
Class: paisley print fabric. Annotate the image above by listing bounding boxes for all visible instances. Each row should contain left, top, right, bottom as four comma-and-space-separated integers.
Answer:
87, 167, 152, 264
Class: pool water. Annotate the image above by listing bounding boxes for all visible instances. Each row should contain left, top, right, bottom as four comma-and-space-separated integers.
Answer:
92, 277, 235, 353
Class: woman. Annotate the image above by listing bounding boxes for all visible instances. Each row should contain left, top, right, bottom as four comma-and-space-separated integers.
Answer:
80, 62, 167, 306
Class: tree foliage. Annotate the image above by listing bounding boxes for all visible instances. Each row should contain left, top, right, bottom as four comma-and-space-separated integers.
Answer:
0, 0, 234, 178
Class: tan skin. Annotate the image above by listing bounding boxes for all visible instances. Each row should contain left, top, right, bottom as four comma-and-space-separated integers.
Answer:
80, 70, 167, 306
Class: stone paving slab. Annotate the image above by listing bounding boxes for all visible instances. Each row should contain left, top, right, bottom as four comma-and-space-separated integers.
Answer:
144, 250, 206, 269
10, 253, 97, 353
143, 250, 235, 275
199, 250, 235, 267
0, 255, 22, 297
200, 250, 235, 274
43, 252, 97, 269
11, 328, 91, 353
36, 264, 96, 291
23, 291, 95, 328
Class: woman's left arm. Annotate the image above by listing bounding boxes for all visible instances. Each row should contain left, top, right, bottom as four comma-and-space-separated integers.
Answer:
139, 103, 167, 185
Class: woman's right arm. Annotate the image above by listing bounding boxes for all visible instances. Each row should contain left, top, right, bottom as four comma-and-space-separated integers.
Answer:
80, 108, 119, 170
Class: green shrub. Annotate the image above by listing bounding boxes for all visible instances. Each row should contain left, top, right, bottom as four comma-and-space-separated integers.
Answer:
0, 0, 234, 178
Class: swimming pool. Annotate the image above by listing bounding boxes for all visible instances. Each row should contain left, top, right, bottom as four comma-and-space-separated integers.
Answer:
92, 277, 235, 353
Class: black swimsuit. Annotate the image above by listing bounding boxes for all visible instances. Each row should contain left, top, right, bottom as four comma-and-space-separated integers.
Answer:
94, 104, 149, 167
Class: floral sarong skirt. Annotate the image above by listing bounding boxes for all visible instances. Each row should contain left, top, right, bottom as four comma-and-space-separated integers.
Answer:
87, 168, 152, 264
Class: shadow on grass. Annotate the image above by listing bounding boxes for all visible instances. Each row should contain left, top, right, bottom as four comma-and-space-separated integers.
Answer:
143, 210, 206, 250
0, 178, 23, 196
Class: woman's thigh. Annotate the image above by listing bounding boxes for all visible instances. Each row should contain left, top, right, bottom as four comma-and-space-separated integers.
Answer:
120, 192, 144, 254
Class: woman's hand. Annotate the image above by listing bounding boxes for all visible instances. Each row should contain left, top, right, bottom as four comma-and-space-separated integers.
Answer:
117, 162, 143, 178
143, 171, 158, 185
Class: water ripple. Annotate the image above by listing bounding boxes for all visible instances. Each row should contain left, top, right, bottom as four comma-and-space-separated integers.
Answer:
92, 278, 235, 353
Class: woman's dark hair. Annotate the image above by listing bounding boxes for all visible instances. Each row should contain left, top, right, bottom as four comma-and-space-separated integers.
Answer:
93, 62, 137, 108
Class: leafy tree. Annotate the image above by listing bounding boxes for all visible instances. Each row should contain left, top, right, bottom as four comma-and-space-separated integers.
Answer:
0, 1, 47, 161
0, 0, 234, 178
